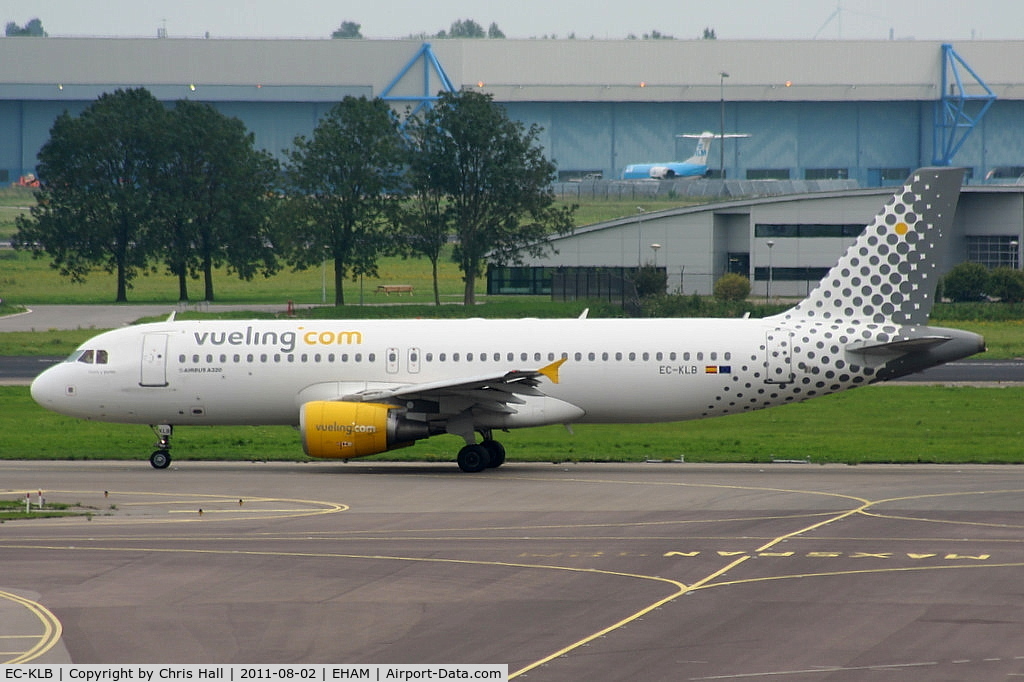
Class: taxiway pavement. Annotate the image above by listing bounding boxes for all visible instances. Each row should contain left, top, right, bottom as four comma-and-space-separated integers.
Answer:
2, 460, 1023, 679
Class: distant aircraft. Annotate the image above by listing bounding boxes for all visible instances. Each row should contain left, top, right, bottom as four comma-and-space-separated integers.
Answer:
622, 131, 749, 179
31, 168, 983, 472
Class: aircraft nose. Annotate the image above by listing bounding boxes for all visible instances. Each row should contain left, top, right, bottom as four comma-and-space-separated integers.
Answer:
30, 364, 71, 411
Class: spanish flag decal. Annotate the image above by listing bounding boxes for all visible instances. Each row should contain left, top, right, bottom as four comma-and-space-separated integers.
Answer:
705, 365, 731, 374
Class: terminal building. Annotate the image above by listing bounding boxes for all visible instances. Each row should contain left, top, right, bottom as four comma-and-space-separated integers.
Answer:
2, 38, 1023, 295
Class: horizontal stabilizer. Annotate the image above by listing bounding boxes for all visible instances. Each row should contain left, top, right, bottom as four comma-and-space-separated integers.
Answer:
846, 336, 951, 355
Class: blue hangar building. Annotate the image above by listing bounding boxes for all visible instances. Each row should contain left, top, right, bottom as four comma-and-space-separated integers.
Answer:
2, 38, 1023, 295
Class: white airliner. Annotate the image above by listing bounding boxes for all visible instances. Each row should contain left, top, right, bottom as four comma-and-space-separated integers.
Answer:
621, 131, 749, 179
31, 168, 984, 472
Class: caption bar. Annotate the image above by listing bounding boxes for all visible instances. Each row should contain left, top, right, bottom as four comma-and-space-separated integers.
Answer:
2, 666, 507, 682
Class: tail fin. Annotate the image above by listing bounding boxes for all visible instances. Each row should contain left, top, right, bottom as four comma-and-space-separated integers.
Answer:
683, 133, 714, 165
778, 167, 965, 326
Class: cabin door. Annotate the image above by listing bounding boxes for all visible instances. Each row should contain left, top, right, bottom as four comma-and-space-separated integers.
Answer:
765, 329, 794, 385
140, 334, 169, 387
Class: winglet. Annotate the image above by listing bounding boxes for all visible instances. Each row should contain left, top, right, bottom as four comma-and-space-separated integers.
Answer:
538, 357, 568, 384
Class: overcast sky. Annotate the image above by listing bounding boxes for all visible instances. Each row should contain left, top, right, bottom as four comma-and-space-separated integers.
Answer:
3, 0, 1022, 41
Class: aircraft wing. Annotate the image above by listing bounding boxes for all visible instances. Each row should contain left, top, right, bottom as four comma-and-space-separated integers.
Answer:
341, 358, 567, 414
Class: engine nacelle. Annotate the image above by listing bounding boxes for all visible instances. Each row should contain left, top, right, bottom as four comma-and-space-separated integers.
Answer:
300, 401, 430, 459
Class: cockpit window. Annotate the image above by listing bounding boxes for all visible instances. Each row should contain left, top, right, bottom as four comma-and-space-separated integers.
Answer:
70, 349, 109, 364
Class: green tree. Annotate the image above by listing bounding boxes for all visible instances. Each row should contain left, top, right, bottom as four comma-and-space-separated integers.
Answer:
941, 261, 990, 302
398, 117, 454, 306
281, 96, 405, 306
987, 267, 1024, 303
14, 88, 165, 302
331, 21, 362, 38
154, 100, 280, 302
702, 27, 717, 39
417, 90, 575, 305
5, 18, 46, 36
443, 19, 485, 38
713, 273, 751, 301
487, 23, 505, 39
632, 265, 667, 298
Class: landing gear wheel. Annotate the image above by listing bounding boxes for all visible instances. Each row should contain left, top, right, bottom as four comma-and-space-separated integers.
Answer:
481, 439, 506, 468
150, 450, 171, 469
457, 444, 491, 473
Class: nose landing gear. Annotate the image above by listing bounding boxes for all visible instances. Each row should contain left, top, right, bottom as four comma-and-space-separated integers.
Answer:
149, 424, 173, 469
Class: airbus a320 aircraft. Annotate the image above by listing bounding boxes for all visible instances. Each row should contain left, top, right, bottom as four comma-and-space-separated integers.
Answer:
31, 168, 984, 472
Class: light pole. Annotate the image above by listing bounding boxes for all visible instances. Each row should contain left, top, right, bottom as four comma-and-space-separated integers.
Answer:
766, 239, 775, 302
650, 243, 661, 268
1011, 240, 1020, 269
719, 71, 729, 179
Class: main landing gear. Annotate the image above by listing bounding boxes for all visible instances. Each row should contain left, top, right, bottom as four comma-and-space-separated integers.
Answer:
149, 424, 173, 469
456, 432, 506, 473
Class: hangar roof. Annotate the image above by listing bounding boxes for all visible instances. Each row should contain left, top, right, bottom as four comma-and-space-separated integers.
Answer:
1, 38, 1021, 103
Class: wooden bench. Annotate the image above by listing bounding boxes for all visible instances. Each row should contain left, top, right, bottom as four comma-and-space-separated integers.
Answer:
375, 284, 414, 295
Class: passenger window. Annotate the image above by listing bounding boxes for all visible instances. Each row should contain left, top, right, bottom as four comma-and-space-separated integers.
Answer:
588, 352, 596, 361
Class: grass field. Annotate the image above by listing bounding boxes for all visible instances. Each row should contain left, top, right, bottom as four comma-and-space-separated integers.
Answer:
2, 384, 1021, 465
